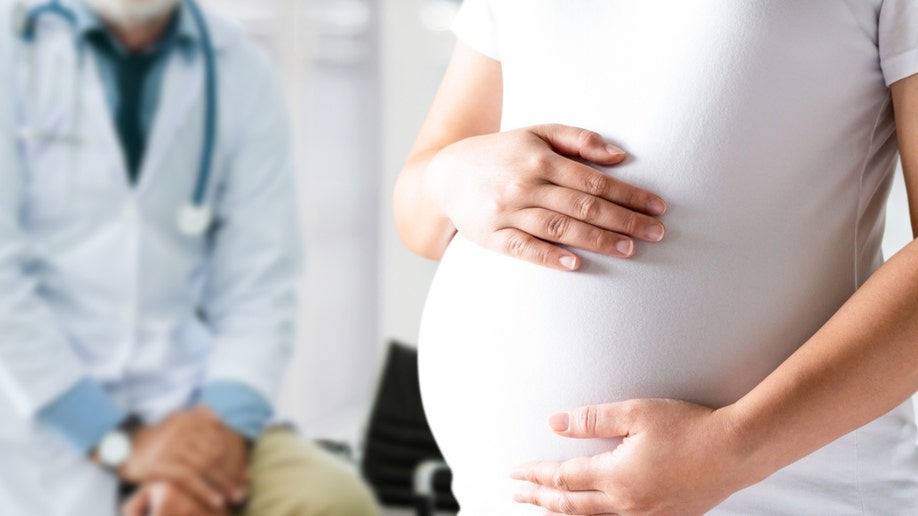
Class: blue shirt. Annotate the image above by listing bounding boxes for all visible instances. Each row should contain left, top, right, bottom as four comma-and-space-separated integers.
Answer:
37, 1, 272, 450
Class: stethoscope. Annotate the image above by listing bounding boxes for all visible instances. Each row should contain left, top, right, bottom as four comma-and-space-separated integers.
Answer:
13, 0, 217, 236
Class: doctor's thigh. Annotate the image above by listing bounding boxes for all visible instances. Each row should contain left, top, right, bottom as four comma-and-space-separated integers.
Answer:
238, 427, 380, 516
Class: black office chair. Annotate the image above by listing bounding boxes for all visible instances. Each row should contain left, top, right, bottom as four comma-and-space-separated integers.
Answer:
361, 341, 459, 516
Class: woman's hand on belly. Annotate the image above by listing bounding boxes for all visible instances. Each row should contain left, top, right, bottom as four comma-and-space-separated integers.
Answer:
427, 124, 668, 271
510, 399, 751, 515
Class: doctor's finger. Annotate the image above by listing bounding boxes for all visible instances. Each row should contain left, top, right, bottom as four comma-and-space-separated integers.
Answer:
217, 463, 250, 504
184, 436, 234, 474
156, 463, 227, 510
194, 430, 250, 494
535, 185, 665, 242
175, 444, 217, 476
182, 426, 234, 466
174, 433, 246, 500
148, 488, 214, 516
219, 441, 251, 495
512, 208, 635, 258
512, 483, 611, 515
175, 452, 240, 502
204, 468, 242, 504
121, 488, 150, 516
510, 456, 599, 491
183, 422, 225, 454
546, 157, 666, 217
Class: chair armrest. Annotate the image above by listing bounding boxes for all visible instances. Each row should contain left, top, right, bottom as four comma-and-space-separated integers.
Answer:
413, 459, 451, 497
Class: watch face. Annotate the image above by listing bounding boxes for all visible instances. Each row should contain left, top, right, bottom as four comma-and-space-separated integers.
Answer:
99, 431, 131, 468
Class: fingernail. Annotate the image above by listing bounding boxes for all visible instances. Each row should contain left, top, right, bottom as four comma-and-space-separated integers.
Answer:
549, 412, 570, 432
212, 496, 224, 508
559, 255, 577, 270
615, 239, 634, 256
605, 144, 626, 156
647, 198, 667, 215
645, 223, 664, 242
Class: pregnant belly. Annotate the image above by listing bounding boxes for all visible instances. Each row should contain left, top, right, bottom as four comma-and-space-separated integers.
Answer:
418, 232, 852, 514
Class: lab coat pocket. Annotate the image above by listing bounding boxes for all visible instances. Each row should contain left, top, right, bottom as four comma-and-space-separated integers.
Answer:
0, 390, 34, 441
172, 316, 215, 363
20, 135, 75, 225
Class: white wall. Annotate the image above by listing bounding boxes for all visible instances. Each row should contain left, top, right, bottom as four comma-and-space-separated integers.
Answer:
884, 164, 913, 257
378, 0, 455, 348
207, 0, 384, 441
210, 0, 461, 443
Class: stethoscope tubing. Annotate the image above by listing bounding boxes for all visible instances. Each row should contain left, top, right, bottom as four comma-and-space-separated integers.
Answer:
20, 0, 75, 42
184, 0, 215, 208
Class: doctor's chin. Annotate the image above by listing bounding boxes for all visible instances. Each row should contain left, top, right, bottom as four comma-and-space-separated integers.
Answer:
0, 0, 449, 514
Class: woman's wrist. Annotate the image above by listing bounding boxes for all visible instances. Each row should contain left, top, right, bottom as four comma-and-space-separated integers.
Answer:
715, 402, 781, 490
423, 143, 458, 218
394, 146, 455, 258
424, 146, 460, 224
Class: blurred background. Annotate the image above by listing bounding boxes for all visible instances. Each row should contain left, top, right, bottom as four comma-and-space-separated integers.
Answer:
199, 0, 915, 513
196, 0, 453, 440
196, 0, 460, 512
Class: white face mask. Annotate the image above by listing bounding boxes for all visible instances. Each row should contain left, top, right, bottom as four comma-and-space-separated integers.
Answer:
84, 0, 181, 29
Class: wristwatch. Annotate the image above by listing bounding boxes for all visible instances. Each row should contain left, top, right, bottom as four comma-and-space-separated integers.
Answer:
96, 415, 143, 471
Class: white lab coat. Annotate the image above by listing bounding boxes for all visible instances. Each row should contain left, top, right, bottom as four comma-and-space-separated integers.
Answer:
0, 1, 300, 514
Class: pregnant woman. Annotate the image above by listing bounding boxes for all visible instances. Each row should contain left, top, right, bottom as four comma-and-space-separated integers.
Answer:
394, 1, 918, 514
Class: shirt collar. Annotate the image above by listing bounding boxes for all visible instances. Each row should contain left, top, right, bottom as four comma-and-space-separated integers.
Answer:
74, 0, 199, 60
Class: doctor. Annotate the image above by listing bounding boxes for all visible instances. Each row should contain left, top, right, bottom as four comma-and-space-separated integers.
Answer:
0, 0, 379, 515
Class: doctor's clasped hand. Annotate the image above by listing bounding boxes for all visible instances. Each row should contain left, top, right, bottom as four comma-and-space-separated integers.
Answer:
111, 407, 250, 509
122, 481, 231, 516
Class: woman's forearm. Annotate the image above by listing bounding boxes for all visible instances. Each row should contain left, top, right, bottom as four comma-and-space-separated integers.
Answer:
393, 147, 458, 260
393, 43, 504, 261
731, 75, 918, 484
729, 237, 918, 483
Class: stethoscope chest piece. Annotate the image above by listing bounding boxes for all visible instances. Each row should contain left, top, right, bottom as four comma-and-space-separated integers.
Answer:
177, 203, 212, 236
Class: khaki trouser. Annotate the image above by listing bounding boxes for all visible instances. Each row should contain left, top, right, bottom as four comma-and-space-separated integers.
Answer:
236, 427, 380, 516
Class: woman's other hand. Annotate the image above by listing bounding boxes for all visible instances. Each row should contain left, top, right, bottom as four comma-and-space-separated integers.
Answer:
510, 400, 754, 515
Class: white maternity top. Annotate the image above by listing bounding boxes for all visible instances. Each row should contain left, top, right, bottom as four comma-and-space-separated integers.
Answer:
418, 1, 918, 514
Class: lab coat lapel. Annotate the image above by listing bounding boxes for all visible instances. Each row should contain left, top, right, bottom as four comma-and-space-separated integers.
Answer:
81, 51, 129, 189
32, 28, 71, 137
47, 0, 126, 187
137, 53, 203, 194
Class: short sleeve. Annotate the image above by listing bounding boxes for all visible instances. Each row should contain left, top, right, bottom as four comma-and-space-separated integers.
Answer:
878, 0, 918, 85
452, 0, 500, 61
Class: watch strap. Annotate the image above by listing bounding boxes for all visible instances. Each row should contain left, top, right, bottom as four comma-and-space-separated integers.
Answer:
117, 414, 144, 436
